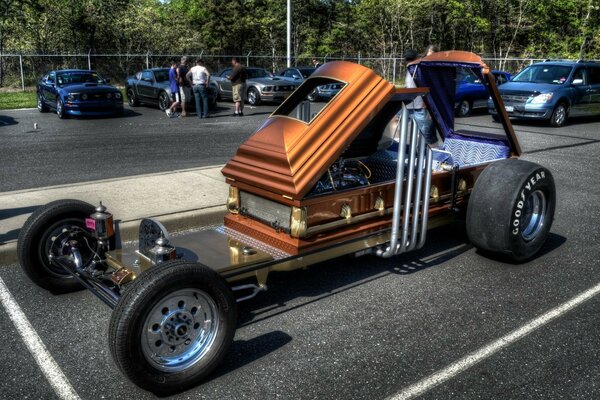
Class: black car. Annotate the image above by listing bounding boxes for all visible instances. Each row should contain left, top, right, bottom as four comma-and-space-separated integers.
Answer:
37, 69, 124, 118
126, 68, 218, 111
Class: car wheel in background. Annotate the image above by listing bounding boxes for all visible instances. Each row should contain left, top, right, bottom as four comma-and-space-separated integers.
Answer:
127, 88, 139, 107
158, 91, 170, 111
550, 102, 568, 127
56, 97, 66, 119
37, 93, 49, 112
307, 88, 319, 102
247, 87, 261, 106
456, 99, 472, 117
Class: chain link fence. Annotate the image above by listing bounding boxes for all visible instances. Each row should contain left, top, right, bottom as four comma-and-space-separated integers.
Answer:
1, 52, 598, 91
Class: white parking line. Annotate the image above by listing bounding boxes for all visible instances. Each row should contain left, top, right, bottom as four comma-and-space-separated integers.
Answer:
0, 277, 81, 400
389, 281, 600, 400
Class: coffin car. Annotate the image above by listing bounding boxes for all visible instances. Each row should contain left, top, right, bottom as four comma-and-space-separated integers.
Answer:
18, 51, 556, 395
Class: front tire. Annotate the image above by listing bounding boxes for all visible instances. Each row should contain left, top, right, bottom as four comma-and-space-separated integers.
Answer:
109, 261, 237, 395
456, 99, 472, 117
550, 102, 568, 127
17, 199, 96, 293
247, 87, 261, 106
307, 88, 319, 102
466, 159, 556, 262
158, 91, 170, 111
56, 97, 66, 119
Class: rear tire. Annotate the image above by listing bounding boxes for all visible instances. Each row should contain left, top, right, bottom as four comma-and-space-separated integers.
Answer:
127, 88, 139, 107
158, 91, 170, 111
18, 199, 95, 293
550, 102, 568, 127
466, 159, 555, 262
37, 93, 49, 112
109, 260, 237, 395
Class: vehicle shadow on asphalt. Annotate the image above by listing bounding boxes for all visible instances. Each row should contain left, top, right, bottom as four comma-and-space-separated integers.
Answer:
73, 109, 142, 119
0, 115, 18, 127
237, 222, 567, 329
237, 221, 473, 328
0, 205, 40, 244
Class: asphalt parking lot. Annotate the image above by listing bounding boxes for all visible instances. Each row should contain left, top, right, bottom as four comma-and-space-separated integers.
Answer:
0, 106, 599, 399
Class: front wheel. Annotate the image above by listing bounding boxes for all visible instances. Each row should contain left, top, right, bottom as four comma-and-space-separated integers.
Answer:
466, 159, 556, 262
246, 87, 261, 106
158, 91, 170, 111
109, 261, 237, 395
56, 97, 66, 119
18, 199, 96, 293
307, 89, 319, 102
550, 102, 568, 127
456, 99, 472, 117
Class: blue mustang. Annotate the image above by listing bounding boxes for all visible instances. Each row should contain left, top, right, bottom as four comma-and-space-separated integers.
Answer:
37, 69, 124, 118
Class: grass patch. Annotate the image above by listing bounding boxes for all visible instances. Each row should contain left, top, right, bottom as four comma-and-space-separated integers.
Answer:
0, 91, 37, 110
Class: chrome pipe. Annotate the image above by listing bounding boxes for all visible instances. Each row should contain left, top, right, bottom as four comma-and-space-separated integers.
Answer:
417, 147, 433, 249
377, 105, 409, 258
399, 119, 419, 253
407, 133, 427, 252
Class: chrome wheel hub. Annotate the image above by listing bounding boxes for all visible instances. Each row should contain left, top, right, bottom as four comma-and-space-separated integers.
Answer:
521, 190, 547, 241
142, 289, 219, 372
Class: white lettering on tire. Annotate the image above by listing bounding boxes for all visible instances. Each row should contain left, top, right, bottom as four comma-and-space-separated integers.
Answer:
512, 170, 545, 236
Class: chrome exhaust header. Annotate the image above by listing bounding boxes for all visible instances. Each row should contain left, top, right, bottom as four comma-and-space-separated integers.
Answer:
377, 105, 433, 258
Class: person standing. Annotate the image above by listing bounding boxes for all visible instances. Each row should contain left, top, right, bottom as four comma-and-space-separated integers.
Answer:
424, 45, 439, 57
227, 57, 246, 116
404, 49, 439, 146
166, 59, 180, 118
177, 56, 190, 117
187, 59, 211, 119
312, 58, 321, 68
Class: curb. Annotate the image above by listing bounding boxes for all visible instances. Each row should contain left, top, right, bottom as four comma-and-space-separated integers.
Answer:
0, 204, 226, 266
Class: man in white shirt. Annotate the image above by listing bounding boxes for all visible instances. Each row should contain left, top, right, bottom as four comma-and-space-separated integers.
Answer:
186, 59, 211, 119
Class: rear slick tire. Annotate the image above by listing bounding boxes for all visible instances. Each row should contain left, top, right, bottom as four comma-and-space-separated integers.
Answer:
466, 159, 556, 262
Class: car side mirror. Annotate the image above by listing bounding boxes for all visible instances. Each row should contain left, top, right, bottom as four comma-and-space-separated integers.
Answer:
105, 78, 111, 83
572, 78, 584, 86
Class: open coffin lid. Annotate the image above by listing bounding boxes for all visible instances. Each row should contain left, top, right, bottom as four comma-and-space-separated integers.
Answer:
408, 50, 522, 157
221, 61, 428, 201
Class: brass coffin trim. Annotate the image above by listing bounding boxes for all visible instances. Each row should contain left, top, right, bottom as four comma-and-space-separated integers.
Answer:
290, 206, 308, 238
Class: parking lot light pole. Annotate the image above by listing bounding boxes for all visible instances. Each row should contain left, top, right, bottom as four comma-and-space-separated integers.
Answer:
19, 54, 25, 92
88, 49, 92, 70
287, 0, 291, 68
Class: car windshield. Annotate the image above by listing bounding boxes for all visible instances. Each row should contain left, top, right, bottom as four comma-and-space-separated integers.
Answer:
512, 65, 573, 84
247, 69, 270, 79
299, 68, 315, 78
154, 70, 170, 82
57, 72, 104, 85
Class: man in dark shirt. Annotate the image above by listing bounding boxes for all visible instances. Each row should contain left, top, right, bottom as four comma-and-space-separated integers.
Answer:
177, 56, 190, 117
228, 57, 246, 116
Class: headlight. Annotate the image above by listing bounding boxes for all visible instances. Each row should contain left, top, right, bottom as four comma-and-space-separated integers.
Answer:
115, 92, 121, 99
263, 86, 272, 92
529, 93, 553, 104
81, 93, 88, 100
106, 93, 112, 99
67, 93, 76, 101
